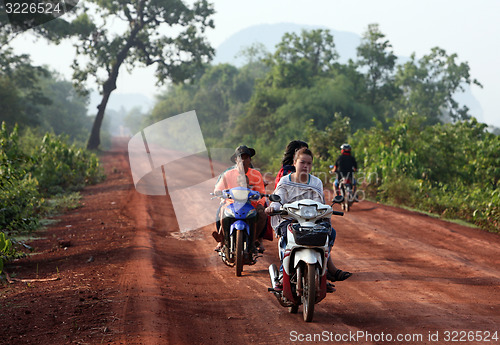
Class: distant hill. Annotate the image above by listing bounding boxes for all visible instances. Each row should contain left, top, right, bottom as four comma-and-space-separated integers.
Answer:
213, 22, 361, 66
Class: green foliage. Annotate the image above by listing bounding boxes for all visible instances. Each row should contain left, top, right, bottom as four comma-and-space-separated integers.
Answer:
60, 0, 216, 149
0, 50, 52, 131
0, 124, 41, 232
0, 232, 13, 274
35, 73, 92, 142
29, 133, 105, 195
1, 48, 91, 141
356, 23, 399, 117
0, 123, 105, 233
306, 113, 352, 183
0, 231, 30, 275
140, 25, 497, 232
394, 48, 482, 125
353, 113, 499, 232
148, 62, 269, 148
265, 29, 339, 88
304, 113, 349, 159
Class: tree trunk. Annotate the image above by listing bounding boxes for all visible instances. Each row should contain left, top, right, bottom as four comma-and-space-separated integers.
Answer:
86, 24, 143, 150
87, 88, 114, 150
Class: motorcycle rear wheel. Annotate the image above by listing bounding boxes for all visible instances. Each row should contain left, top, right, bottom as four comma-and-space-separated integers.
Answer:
235, 230, 244, 276
302, 263, 317, 322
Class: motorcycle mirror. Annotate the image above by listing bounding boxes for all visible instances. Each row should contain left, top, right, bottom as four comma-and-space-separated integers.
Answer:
332, 195, 344, 204
268, 194, 281, 203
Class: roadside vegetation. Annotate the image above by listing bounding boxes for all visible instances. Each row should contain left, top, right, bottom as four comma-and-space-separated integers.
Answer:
142, 25, 499, 233
1, 16, 498, 274
0, 42, 108, 273
0, 124, 105, 274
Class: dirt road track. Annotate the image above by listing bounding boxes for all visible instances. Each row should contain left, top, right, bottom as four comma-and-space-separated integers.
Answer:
2, 138, 499, 345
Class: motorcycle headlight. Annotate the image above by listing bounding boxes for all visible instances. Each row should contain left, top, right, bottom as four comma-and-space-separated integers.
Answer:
300, 205, 317, 219
231, 189, 250, 202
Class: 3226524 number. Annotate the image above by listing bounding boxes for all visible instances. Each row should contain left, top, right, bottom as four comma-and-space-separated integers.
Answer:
443, 331, 499, 342
5, 2, 62, 14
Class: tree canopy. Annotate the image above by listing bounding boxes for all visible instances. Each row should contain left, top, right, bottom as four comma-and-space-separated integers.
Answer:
32, 0, 217, 149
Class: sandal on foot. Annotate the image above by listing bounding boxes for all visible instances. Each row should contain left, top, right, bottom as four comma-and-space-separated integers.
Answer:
326, 282, 336, 293
255, 241, 265, 253
327, 269, 352, 282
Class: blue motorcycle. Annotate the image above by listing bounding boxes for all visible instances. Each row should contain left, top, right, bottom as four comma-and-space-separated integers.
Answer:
213, 187, 277, 276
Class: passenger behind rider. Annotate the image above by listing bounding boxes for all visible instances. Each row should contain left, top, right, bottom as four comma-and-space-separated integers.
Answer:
274, 140, 309, 187
330, 143, 358, 198
213, 145, 267, 253
265, 147, 352, 289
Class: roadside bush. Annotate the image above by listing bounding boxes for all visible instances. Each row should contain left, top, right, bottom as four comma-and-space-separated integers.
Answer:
29, 133, 105, 195
0, 123, 41, 232
352, 113, 499, 232
0, 122, 106, 272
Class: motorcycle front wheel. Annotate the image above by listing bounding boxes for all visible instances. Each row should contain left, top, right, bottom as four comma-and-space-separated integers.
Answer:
235, 230, 244, 276
302, 263, 317, 322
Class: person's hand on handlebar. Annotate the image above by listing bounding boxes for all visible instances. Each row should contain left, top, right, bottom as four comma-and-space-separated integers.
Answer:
265, 206, 277, 215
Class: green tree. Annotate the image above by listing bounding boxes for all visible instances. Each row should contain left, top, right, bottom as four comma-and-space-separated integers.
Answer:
148, 61, 267, 147
235, 42, 270, 66
0, 75, 23, 127
265, 29, 339, 88
355, 24, 398, 112
65, 0, 215, 149
36, 73, 91, 141
0, 49, 51, 130
305, 113, 351, 162
395, 47, 482, 125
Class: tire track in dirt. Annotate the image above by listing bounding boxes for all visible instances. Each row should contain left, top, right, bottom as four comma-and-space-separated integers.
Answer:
111, 140, 500, 344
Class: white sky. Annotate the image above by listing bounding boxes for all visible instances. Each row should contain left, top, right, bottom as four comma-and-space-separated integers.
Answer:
10, 0, 500, 127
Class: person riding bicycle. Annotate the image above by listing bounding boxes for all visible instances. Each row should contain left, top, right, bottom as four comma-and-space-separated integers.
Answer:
330, 143, 358, 198
213, 145, 267, 253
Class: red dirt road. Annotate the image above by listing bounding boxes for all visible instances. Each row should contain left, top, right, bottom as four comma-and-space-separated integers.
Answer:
2, 138, 499, 345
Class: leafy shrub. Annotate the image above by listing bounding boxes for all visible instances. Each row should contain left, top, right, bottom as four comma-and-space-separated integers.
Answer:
352, 113, 499, 232
0, 232, 13, 274
28, 133, 105, 196
0, 123, 105, 232
0, 123, 41, 232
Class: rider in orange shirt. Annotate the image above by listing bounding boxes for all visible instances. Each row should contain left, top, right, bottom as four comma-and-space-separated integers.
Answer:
213, 146, 267, 252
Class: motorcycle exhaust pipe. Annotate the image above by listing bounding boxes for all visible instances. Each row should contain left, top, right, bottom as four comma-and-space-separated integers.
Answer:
269, 264, 279, 289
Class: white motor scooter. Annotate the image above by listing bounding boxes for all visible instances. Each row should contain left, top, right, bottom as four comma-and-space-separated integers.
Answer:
268, 195, 344, 322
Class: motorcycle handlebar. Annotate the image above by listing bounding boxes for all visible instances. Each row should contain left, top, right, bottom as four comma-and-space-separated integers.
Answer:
332, 211, 344, 216
211, 190, 271, 200
268, 210, 288, 216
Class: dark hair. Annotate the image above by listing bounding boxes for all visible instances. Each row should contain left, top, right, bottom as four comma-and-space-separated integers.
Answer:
282, 140, 309, 166
293, 147, 314, 162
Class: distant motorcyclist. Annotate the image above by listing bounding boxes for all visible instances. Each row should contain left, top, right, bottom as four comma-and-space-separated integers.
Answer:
330, 144, 358, 198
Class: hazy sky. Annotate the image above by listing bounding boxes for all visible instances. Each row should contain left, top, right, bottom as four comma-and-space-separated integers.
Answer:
11, 0, 500, 127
